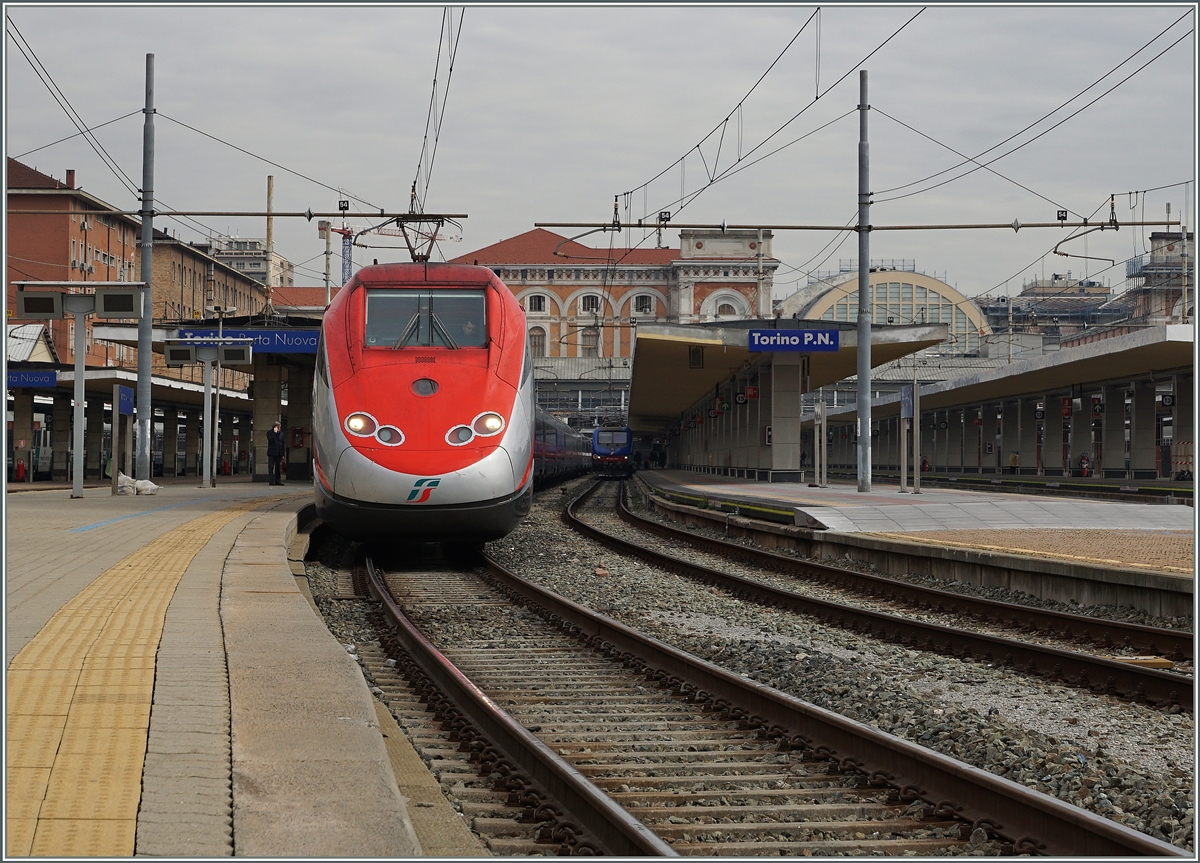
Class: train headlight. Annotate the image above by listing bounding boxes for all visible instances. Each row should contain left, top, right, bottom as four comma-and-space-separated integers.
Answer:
472, 412, 505, 436
447, 425, 474, 446
345, 413, 377, 436
376, 425, 404, 446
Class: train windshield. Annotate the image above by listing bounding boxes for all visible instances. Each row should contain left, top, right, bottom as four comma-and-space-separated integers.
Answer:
597, 430, 629, 448
365, 289, 487, 349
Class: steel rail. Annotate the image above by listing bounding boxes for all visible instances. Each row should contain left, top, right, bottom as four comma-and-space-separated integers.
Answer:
624, 479, 1193, 659
564, 483, 1190, 712
463, 482, 1188, 856
363, 556, 676, 857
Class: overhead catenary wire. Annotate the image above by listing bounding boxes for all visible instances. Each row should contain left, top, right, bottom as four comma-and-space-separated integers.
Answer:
157, 112, 381, 211
632, 8, 925, 225
6, 21, 230, 242
873, 20, 1194, 205
623, 8, 820, 200
872, 107, 1082, 218
14, 110, 141, 159
6, 20, 140, 198
411, 7, 464, 215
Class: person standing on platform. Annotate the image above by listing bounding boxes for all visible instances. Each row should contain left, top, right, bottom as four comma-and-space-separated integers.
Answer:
267, 421, 285, 485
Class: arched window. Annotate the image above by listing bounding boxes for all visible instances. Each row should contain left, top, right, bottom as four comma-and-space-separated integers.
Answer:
717, 302, 737, 317
526, 294, 546, 313
581, 327, 599, 357
580, 294, 601, 314
528, 326, 546, 357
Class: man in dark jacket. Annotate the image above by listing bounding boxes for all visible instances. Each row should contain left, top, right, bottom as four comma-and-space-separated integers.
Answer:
267, 421, 285, 485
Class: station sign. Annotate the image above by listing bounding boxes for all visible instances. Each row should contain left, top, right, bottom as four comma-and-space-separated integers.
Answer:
117, 385, 135, 417
177, 328, 319, 354
745, 386, 758, 399
7, 370, 57, 388
748, 329, 840, 352
900, 385, 914, 419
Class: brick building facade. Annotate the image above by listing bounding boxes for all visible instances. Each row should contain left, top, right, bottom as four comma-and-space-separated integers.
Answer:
6, 158, 267, 379
452, 227, 778, 360
451, 227, 777, 423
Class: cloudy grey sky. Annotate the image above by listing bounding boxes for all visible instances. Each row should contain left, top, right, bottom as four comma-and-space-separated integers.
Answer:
5, 4, 1195, 301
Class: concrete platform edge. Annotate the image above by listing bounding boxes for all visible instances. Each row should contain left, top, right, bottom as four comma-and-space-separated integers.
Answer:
221, 497, 422, 857
636, 476, 1193, 618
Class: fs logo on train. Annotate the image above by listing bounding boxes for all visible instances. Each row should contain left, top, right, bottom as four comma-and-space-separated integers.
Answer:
407, 478, 441, 502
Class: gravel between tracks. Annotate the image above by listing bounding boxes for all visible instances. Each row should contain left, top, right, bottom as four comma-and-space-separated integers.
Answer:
586, 493, 1193, 672
487, 481, 1195, 851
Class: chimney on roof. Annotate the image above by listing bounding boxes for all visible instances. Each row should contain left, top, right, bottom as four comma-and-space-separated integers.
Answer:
65, 169, 75, 189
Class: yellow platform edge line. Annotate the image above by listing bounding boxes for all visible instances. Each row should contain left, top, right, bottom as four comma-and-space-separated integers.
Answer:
6, 499, 269, 857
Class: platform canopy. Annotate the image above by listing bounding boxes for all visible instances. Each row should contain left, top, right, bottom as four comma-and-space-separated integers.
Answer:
627, 320, 947, 433
817, 324, 1194, 426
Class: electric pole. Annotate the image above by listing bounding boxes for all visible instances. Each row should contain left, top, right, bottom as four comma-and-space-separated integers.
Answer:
136, 53, 155, 480
856, 69, 872, 492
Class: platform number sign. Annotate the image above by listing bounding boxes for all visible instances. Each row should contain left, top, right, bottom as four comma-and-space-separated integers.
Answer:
734, 393, 747, 405
1034, 409, 1046, 420
1163, 394, 1176, 408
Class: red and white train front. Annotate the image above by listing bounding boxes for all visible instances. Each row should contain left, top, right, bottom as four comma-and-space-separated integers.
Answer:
312, 263, 534, 541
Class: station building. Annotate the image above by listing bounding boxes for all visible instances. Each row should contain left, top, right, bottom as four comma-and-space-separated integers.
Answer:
453, 228, 778, 424
6, 158, 276, 483
774, 262, 990, 354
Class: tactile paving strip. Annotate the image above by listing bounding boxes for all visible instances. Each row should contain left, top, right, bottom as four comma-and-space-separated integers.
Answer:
5, 499, 275, 857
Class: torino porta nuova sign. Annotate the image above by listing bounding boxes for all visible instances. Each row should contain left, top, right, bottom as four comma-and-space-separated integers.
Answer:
748, 329, 840, 352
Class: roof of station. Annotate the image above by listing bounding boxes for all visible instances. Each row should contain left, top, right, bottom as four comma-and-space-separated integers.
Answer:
627, 320, 948, 433
450, 228, 678, 267
7, 324, 59, 363
51, 368, 250, 410
814, 324, 1194, 427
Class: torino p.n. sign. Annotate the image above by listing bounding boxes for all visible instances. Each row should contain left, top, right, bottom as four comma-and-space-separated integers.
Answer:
748, 329, 840, 352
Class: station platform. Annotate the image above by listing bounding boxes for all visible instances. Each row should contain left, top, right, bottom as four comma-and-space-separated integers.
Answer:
641, 470, 1194, 576
5, 477, 480, 857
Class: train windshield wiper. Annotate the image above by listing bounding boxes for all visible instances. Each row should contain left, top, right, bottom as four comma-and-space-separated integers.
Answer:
394, 313, 421, 348
430, 313, 460, 349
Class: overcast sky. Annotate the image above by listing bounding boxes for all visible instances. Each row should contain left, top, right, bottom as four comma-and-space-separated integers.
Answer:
5, 4, 1195, 301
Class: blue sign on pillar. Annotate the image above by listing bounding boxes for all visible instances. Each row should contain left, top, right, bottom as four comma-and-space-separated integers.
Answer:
118, 385, 135, 416
900, 385, 914, 419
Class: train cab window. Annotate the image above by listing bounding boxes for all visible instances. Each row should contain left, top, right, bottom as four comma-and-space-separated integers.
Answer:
597, 430, 629, 448
365, 289, 487, 349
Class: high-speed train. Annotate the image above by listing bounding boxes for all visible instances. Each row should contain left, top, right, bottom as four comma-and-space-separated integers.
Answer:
312, 262, 587, 542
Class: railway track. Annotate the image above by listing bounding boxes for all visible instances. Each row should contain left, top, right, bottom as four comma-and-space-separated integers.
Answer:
625, 478, 1193, 661
361, 536, 1184, 856
563, 480, 1191, 712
